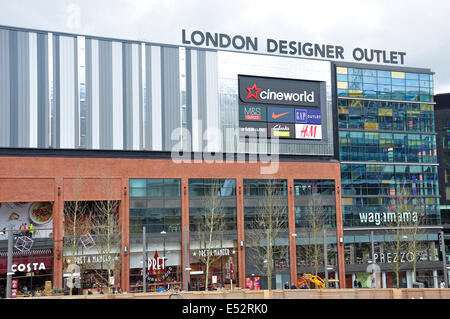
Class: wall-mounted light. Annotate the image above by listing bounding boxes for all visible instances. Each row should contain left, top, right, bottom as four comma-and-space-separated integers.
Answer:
184, 186, 187, 195
291, 233, 297, 237
339, 237, 344, 245
124, 245, 128, 256
240, 240, 244, 248
57, 249, 61, 260
57, 187, 61, 197
124, 187, 127, 196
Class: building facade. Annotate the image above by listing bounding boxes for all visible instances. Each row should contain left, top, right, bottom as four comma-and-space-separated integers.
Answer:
434, 93, 450, 282
337, 63, 444, 288
0, 24, 445, 295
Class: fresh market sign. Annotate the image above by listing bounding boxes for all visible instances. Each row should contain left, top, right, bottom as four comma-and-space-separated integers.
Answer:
182, 30, 406, 65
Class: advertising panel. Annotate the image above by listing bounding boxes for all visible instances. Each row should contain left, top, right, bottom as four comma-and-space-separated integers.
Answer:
295, 124, 322, 140
239, 121, 268, 137
0, 202, 53, 239
267, 106, 295, 123
239, 75, 321, 107
295, 109, 322, 124
267, 123, 295, 139
239, 104, 267, 121
246, 277, 261, 290
238, 75, 324, 142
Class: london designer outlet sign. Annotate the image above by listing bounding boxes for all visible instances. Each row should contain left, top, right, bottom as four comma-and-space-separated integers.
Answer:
182, 30, 407, 65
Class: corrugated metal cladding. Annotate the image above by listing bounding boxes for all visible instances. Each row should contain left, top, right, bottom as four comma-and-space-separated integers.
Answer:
0, 26, 333, 156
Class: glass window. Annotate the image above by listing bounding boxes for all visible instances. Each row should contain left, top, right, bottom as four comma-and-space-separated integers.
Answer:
377, 70, 391, 78
336, 67, 347, 74
406, 73, 419, 80
337, 74, 347, 82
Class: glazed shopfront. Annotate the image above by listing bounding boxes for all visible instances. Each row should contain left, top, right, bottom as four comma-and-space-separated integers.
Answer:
0, 202, 54, 296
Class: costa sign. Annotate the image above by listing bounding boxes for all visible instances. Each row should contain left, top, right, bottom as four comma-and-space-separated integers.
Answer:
12, 262, 46, 272
239, 75, 321, 107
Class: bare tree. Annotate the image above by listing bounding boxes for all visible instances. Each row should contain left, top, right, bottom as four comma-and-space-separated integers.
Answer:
246, 180, 289, 290
193, 180, 227, 291
90, 179, 121, 293
383, 185, 426, 288
300, 194, 329, 276
63, 176, 90, 295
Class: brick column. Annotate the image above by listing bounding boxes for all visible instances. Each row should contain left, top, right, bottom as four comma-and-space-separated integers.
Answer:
120, 178, 130, 292
236, 178, 245, 288
52, 177, 63, 288
335, 182, 346, 288
288, 179, 297, 286
181, 178, 190, 290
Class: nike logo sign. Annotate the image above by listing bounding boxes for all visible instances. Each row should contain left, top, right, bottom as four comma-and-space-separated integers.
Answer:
272, 112, 289, 119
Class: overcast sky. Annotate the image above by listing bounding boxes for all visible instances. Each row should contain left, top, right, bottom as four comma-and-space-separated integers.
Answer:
1, 0, 450, 93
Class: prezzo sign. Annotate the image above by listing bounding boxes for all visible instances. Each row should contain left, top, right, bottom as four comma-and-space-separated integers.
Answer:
373, 252, 423, 264
239, 75, 320, 107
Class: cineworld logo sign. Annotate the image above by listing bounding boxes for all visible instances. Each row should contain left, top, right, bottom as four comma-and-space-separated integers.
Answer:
239, 75, 320, 107
245, 83, 315, 104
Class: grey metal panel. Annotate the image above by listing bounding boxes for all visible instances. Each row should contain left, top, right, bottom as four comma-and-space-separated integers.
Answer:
197, 50, 207, 151
122, 43, 133, 150
185, 48, 192, 151
36, 32, 49, 148
161, 46, 180, 151
73, 38, 79, 148
138, 45, 143, 150
9, 31, 18, 147
17, 31, 30, 148
144, 44, 152, 150
98, 40, 113, 149
0, 29, 10, 147
85, 38, 93, 149
52, 34, 60, 148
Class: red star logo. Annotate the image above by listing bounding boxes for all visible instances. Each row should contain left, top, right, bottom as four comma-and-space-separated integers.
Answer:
245, 83, 262, 100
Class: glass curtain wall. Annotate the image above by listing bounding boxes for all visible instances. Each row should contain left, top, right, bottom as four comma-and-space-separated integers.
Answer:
188, 179, 238, 290
129, 179, 182, 292
243, 179, 289, 290
294, 180, 338, 288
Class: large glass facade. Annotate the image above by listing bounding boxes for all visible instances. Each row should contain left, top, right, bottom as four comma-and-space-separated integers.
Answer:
338, 65, 442, 288
243, 179, 290, 290
129, 179, 182, 292
338, 66, 439, 228
294, 180, 339, 288
336, 67, 433, 102
188, 179, 238, 290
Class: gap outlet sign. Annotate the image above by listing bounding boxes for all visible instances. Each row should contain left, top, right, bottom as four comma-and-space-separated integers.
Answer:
238, 75, 323, 140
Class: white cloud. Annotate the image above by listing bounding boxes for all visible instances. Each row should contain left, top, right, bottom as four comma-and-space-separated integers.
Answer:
0, 0, 449, 92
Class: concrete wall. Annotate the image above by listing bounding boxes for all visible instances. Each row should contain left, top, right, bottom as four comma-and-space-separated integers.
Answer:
34, 288, 450, 299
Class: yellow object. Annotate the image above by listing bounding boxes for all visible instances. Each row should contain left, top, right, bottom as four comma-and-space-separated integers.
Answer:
302, 274, 327, 289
